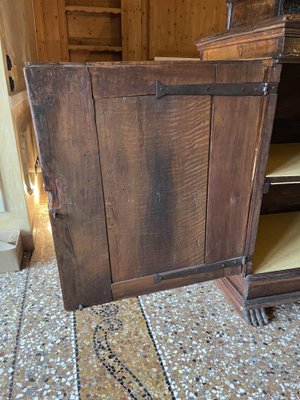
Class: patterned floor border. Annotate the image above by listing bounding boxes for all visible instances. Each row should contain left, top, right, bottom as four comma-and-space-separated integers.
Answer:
8, 268, 30, 400
71, 311, 81, 400
138, 297, 176, 400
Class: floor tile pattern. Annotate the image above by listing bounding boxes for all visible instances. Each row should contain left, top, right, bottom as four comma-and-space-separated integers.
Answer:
0, 269, 28, 400
140, 285, 300, 400
0, 192, 300, 399
76, 299, 171, 399
11, 260, 77, 400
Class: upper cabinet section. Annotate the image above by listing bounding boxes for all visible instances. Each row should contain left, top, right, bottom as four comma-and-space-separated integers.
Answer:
226, 0, 300, 30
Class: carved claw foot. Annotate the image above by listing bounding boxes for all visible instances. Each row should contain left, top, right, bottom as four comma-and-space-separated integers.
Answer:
242, 307, 269, 327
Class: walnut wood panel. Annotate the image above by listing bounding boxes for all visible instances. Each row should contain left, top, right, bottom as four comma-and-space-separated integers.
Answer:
112, 265, 242, 300
95, 94, 210, 281
228, 0, 280, 29
206, 63, 266, 263
261, 183, 300, 213
246, 268, 300, 299
24, 65, 112, 311
272, 63, 300, 143
90, 62, 216, 98
216, 276, 245, 316
196, 15, 300, 62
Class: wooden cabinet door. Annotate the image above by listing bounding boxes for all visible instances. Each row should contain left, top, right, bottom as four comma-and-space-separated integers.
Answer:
25, 61, 279, 310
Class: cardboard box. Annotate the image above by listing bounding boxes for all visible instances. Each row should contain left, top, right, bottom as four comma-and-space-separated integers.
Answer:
0, 231, 23, 273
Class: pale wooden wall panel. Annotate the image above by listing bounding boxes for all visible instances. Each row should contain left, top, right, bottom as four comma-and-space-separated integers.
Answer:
33, 0, 68, 61
149, 0, 227, 59
34, 0, 226, 62
67, 12, 121, 46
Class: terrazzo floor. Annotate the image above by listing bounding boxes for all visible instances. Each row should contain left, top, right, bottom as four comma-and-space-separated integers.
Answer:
0, 193, 300, 400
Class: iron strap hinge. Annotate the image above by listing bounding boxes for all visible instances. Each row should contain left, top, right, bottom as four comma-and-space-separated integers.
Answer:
154, 256, 248, 283
155, 81, 278, 99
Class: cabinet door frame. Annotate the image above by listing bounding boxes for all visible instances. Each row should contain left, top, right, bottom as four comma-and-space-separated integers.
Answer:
25, 60, 280, 310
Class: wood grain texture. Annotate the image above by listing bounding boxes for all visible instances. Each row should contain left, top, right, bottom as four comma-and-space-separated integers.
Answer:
67, 11, 121, 46
33, 0, 68, 62
90, 62, 216, 98
246, 268, 300, 299
24, 65, 112, 310
121, 0, 142, 61
261, 183, 300, 214
196, 15, 300, 62
230, 0, 279, 28
205, 63, 266, 263
149, 0, 227, 59
95, 95, 210, 281
65, 0, 121, 6
69, 49, 122, 62
112, 265, 242, 300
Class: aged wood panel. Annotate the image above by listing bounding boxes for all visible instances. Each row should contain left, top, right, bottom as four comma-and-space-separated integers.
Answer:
228, 0, 300, 29
24, 65, 112, 310
230, 0, 279, 28
95, 95, 210, 281
246, 268, 300, 299
90, 62, 216, 98
112, 264, 242, 300
206, 63, 266, 263
196, 15, 300, 62
261, 183, 300, 214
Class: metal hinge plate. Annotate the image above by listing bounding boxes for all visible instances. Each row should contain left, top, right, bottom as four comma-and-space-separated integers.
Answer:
154, 256, 247, 282
156, 81, 278, 99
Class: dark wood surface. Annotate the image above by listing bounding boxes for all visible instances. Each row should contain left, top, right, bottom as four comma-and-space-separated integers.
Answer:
196, 15, 300, 62
206, 63, 271, 263
197, 9, 300, 324
25, 60, 281, 311
246, 268, 300, 299
227, 0, 300, 30
95, 95, 210, 281
24, 65, 112, 310
90, 62, 216, 98
272, 63, 300, 143
261, 183, 300, 213
228, 0, 280, 29
112, 264, 243, 301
